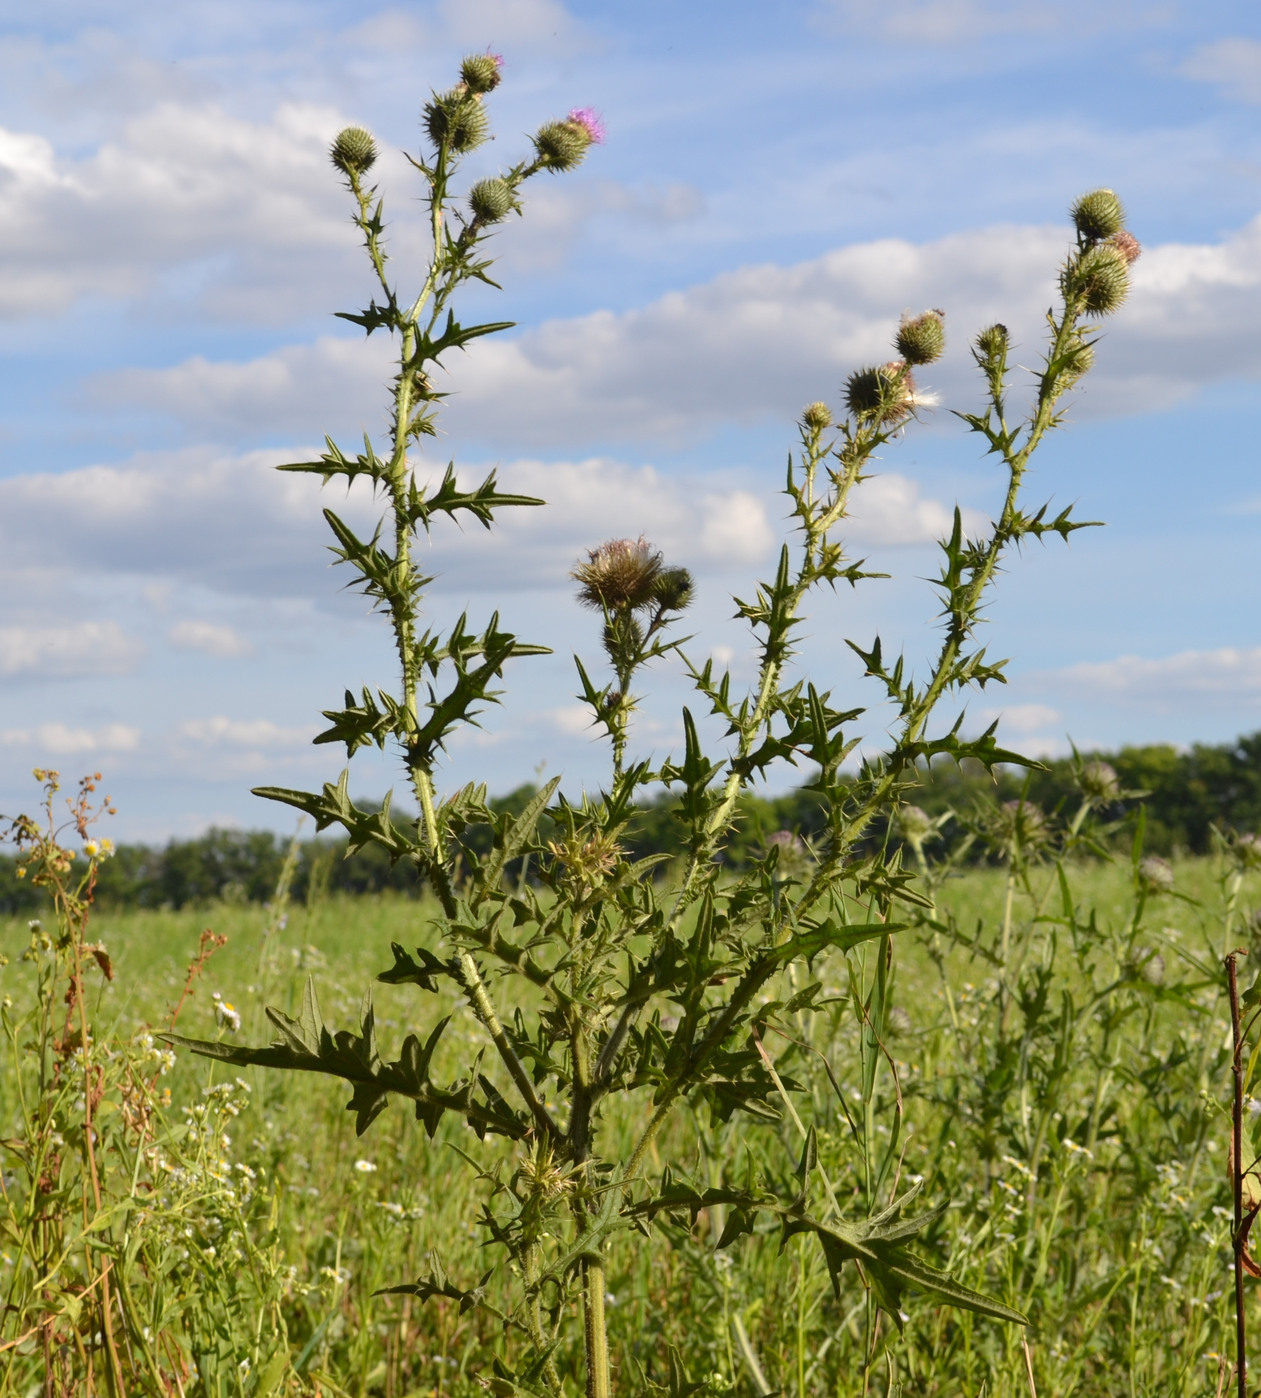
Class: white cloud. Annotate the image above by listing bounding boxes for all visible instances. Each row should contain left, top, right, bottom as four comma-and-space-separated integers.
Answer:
106, 211, 1261, 451
168, 620, 253, 658
0, 447, 972, 616
0, 100, 359, 321
977, 702, 1061, 735
822, 0, 1167, 43
175, 716, 317, 747
0, 722, 141, 755
1181, 38, 1261, 104
0, 621, 145, 678
1040, 646, 1261, 708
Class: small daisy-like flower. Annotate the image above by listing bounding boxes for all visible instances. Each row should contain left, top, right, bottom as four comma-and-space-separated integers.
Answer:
212, 992, 241, 1033
354, 1159, 378, 1173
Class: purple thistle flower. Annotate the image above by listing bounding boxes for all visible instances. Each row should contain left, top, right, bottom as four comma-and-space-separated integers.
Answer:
567, 107, 606, 144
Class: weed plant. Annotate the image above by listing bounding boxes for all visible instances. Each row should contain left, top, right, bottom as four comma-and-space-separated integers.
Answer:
3, 49, 1242, 1398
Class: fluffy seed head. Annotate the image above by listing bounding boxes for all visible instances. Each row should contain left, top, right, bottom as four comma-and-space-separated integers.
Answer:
1108, 230, 1142, 265
460, 52, 503, 95
801, 401, 833, 431
895, 310, 946, 366
1139, 855, 1174, 893
1068, 244, 1130, 316
330, 126, 378, 178
572, 538, 663, 610
468, 177, 514, 223
424, 90, 490, 153
975, 323, 1009, 360
1079, 760, 1120, 802
1130, 948, 1165, 985
1071, 188, 1125, 242
845, 362, 915, 425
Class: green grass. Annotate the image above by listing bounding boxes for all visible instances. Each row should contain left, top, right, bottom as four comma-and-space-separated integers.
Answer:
0, 853, 1252, 1397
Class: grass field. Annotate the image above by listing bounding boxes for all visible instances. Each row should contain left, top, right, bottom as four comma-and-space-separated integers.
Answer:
0, 847, 1252, 1397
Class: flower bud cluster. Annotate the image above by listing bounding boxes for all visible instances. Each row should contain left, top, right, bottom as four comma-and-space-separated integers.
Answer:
842, 308, 944, 427
1064, 188, 1141, 318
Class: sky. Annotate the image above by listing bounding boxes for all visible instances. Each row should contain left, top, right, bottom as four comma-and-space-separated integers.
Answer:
2, 0, 1261, 841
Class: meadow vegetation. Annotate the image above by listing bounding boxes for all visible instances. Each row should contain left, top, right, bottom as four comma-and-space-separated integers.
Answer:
1, 48, 1245, 1398
0, 792, 1253, 1396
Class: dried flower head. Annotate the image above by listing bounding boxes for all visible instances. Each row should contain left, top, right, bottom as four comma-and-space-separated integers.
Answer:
1138, 855, 1174, 894
424, 89, 490, 153
1079, 759, 1120, 802
330, 126, 378, 178
801, 401, 833, 431
1071, 188, 1125, 242
460, 52, 503, 95
469, 177, 515, 224
573, 538, 663, 611
895, 310, 946, 366
1107, 230, 1142, 265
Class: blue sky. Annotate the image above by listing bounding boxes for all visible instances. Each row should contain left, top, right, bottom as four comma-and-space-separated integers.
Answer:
2, 0, 1260, 839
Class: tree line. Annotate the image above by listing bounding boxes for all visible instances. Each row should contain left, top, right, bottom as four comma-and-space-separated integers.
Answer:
3, 730, 1259, 914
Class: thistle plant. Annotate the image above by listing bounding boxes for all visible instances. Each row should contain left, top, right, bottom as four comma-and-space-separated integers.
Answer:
167, 58, 1138, 1395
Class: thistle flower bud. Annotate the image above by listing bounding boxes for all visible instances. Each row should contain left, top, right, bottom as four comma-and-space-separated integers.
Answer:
651, 565, 694, 613
424, 89, 489, 153
460, 52, 503, 95
330, 126, 378, 178
468, 177, 514, 224
1079, 759, 1120, 802
801, 401, 832, 431
1071, 188, 1125, 242
1055, 339, 1095, 392
1107, 230, 1142, 265
996, 799, 1048, 850
534, 109, 605, 171
1138, 855, 1174, 894
1066, 244, 1130, 316
844, 362, 915, 426
897, 805, 934, 843
1128, 948, 1165, 986
572, 538, 663, 611
895, 310, 946, 366
975, 323, 1009, 360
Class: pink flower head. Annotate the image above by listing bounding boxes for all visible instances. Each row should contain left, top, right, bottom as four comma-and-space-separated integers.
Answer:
567, 107, 606, 144
488, 51, 504, 68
